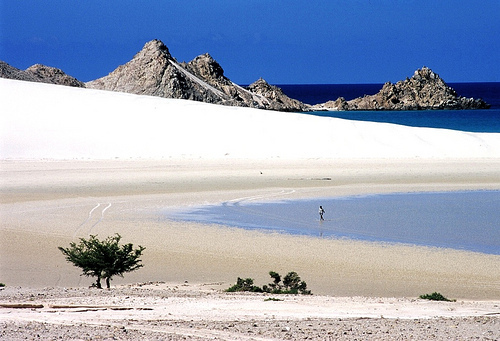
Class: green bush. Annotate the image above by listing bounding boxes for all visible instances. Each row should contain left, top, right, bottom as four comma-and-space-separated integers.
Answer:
226, 271, 311, 295
226, 277, 263, 292
263, 271, 311, 295
419, 292, 455, 302
0, 283, 5, 288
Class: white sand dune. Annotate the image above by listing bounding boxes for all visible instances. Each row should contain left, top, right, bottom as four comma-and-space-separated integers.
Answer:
2, 78, 499, 160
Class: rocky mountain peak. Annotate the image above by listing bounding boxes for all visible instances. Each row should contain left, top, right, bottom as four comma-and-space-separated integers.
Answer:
413, 66, 438, 80
139, 39, 173, 60
86, 39, 178, 97
405, 67, 455, 95
247, 78, 277, 97
86, 40, 308, 111
183, 53, 232, 89
186, 53, 225, 80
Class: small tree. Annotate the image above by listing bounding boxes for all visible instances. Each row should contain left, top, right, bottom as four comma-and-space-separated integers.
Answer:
263, 271, 311, 295
283, 271, 310, 294
58, 234, 145, 289
267, 271, 282, 291
226, 277, 263, 293
229, 271, 312, 295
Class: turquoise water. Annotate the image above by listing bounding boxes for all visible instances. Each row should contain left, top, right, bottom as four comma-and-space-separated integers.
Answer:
167, 191, 500, 255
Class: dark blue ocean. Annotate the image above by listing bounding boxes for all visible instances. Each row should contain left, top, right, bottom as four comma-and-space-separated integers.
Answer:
278, 82, 500, 133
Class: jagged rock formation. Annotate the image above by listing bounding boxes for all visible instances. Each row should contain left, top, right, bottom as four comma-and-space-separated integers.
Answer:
25, 64, 85, 87
0, 61, 85, 87
313, 67, 490, 111
1, 61, 38, 82
180, 52, 269, 108
312, 97, 349, 111
87, 40, 213, 101
87, 40, 307, 111
247, 78, 309, 112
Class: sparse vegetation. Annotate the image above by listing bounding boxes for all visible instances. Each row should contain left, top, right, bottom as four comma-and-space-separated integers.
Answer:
58, 234, 145, 289
419, 292, 455, 302
263, 271, 311, 294
226, 277, 263, 292
264, 297, 283, 302
226, 271, 312, 295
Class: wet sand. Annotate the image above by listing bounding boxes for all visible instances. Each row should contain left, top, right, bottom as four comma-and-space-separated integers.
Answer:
1, 158, 499, 299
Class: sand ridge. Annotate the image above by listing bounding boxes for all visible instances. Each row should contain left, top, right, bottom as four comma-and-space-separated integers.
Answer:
3, 78, 500, 160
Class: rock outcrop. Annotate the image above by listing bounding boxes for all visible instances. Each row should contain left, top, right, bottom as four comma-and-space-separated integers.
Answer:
0, 61, 85, 87
312, 97, 349, 111
313, 67, 490, 111
87, 39, 307, 111
1, 61, 38, 82
25, 64, 85, 87
246, 78, 309, 112
87, 40, 213, 101
180, 52, 269, 108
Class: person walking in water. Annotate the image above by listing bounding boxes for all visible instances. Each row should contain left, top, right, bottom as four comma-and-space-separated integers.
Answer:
319, 206, 325, 221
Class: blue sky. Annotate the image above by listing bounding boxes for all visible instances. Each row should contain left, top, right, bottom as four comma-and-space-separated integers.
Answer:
1, 1, 499, 84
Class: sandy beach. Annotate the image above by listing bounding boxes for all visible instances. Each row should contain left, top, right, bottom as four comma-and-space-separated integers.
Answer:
1, 158, 500, 296
1, 158, 500, 340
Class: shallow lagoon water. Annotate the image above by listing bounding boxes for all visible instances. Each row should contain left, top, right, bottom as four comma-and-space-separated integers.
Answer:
167, 191, 500, 255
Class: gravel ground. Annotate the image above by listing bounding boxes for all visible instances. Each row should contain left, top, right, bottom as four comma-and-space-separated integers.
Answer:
1, 284, 498, 340
1, 316, 499, 340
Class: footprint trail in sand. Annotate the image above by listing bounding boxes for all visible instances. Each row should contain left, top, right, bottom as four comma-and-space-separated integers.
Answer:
74, 203, 112, 237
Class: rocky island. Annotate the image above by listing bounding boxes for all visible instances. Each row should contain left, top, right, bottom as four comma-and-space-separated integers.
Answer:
1, 39, 490, 111
312, 67, 490, 111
